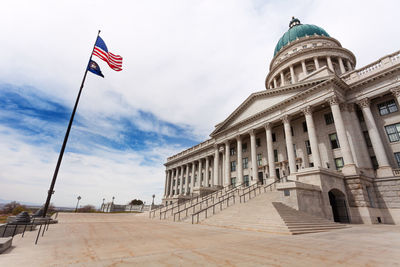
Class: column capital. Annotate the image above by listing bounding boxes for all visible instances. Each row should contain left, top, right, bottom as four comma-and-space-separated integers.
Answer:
224, 140, 230, 145
236, 135, 242, 141
248, 129, 256, 136
301, 105, 313, 116
347, 103, 356, 112
264, 122, 272, 130
281, 115, 290, 124
325, 95, 340, 106
357, 98, 370, 109
390, 86, 400, 97
339, 103, 348, 112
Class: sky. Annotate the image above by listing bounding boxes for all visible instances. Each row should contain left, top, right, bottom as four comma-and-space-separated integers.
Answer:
0, 0, 399, 208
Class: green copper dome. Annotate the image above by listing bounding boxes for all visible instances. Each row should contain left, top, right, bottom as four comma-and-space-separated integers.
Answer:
274, 18, 330, 56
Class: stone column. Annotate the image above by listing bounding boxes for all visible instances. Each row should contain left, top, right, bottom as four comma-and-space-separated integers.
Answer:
327, 56, 334, 71
179, 166, 184, 195
169, 170, 174, 197
198, 159, 203, 188
236, 135, 243, 185
282, 115, 297, 174
314, 57, 320, 70
327, 96, 356, 174
185, 164, 189, 195
390, 87, 400, 106
213, 145, 219, 187
301, 60, 307, 76
191, 162, 195, 193
164, 171, 168, 197
358, 98, 392, 177
249, 130, 258, 185
221, 150, 225, 186
265, 123, 277, 181
280, 72, 285, 86
174, 168, 178, 196
338, 57, 346, 74
273, 78, 277, 88
224, 141, 231, 186
302, 106, 321, 168
346, 60, 352, 71
290, 65, 296, 84
205, 157, 210, 187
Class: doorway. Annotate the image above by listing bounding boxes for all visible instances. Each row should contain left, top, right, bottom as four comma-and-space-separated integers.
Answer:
258, 172, 263, 184
328, 189, 350, 223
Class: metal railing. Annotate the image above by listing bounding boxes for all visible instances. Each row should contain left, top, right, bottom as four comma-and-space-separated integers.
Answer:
191, 194, 237, 224
173, 182, 245, 222
239, 178, 282, 203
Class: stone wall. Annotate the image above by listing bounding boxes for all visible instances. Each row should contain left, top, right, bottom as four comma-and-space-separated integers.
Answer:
374, 177, 400, 208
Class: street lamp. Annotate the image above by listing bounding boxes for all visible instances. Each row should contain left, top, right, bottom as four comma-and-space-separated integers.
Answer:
112, 196, 115, 204
75, 196, 81, 212
152, 194, 155, 206
102, 198, 105, 212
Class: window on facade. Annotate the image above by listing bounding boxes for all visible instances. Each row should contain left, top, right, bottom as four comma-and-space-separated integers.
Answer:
329, 133, 340, 149
371, 156, 379, 170
385, 123, 400, 142
256, 138, 261, 147
173, 180, 175, 186
305, 140, 312, 155
257, 153, 262, 166
230, 161, 236, 172
177, 189, 180, 195
194, 174, 197, 182
302, 121, 308, 132
187, 188, 190, 194
394, 153, 400, 168
378, 99, 398, 116
309, 162, 314, 167
242, 143, 247, 153
243, 157, 248, 169
324, 112, 334, 125
291, 126, 294, 136
334, 157, 344, 170
272, 133, 276, 142
303, 45, 307, 49
188, 176, 191, 184
230, 147, 236, 155
363, 131, 372, 147
231, 177, 236, 186
183, 177, 185, 184
244, 175, 249, 186
274, 149, 278, 162
182, 188, 185, 194
172, 190, 175, 195
293, 48, 297, 52
177, 179, 180, 186
293, 144, 297, 157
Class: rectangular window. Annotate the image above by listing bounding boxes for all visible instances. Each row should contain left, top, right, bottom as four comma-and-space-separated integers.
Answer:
385, 123, 400, 142
291, 126, 294, 136
293, 144, 297, 157
324, 112, 334, 125
334, 157, 344, 170
177, 189, 180, 195
230, 161, 236, 172
272, 133, 276, 142
274, 149, 278, 162
183, 177, 185, 184
177, 179, 180, 186
302, 121, 308, 132
309, 162, 314, 167
363, 131, 372, 147
305, 140, 312, 155
231, 177, 236, 186
173, 180, 175, 186
188, 176, 191, 184
230, 147, 236, 156
257, 153, 262, 166
395, 153, 400, 168
244, 175, 249, 186
182, 188, 185, 194
243, 157, 248, 169
378, 99, 398, 116
256, 138, 261, 147
329, 133, 340, 149
194, 174, 197, 183
242, 143, 247, 153
371, 156, 379, 170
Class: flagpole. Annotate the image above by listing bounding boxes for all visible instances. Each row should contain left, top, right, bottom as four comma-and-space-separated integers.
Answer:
42, 30, 101, 217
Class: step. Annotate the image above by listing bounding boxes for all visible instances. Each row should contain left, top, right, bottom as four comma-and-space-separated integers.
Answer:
0, 237, 12, 254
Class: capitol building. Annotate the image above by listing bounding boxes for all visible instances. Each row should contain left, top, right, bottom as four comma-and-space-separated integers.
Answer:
161, 18, 400, 225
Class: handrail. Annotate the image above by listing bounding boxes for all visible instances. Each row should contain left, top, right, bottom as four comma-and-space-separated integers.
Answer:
159, 196, 199, 219
172, 182, 245, 222
191, 194, 236, 224
239, 177, 282, 203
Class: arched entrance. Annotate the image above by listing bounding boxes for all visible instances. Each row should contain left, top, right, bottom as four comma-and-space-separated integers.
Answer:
328, 189, 350, 223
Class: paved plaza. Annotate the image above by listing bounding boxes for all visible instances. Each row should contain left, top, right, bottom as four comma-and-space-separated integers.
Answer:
1, 213, 400, 266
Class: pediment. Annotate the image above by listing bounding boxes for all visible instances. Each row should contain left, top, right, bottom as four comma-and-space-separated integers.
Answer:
299, 66, 334, 83
211, 77, 331, 136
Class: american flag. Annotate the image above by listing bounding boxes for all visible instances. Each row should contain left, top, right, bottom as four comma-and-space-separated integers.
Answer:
93, 36, 123, 71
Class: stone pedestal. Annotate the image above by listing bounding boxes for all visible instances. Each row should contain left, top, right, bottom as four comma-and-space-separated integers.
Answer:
376, 166, 393, 178
192, 187, 220, 198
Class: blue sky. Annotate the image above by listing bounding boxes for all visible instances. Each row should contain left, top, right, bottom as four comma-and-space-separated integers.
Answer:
1, 0, 399, 207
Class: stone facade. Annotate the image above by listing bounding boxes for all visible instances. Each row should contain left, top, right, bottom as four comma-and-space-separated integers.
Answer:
162, 18, 400, 225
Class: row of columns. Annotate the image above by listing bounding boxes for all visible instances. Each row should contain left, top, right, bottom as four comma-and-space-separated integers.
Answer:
271, 56, 352, 88
165, 88, 400, 198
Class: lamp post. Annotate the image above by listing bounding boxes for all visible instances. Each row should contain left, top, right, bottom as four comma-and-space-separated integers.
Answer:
102, 198, 105, 212
75, 196, 81, 212
151, 194, 155, 209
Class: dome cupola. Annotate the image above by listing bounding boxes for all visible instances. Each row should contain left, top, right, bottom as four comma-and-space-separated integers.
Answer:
274, 17, 330, 56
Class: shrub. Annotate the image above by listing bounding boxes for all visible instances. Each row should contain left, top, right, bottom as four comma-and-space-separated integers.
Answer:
129, 199, 143, 205
78, 205, 96, 213
12, 205, 29, 215
2, 201, 20, 214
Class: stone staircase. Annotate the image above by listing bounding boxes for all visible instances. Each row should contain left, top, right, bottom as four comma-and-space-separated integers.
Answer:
199, 191, 349, 235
